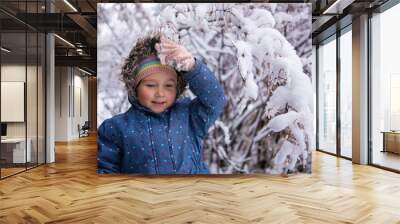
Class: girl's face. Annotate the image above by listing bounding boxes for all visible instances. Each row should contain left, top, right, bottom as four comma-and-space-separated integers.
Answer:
136, 73, 177, 113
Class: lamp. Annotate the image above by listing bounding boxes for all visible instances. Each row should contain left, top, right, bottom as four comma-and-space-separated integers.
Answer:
1, 47, 11, 53
63, 0, 78, 12
54, 34, 75, 48
322, 0, 355, 15
78, 67, 92, 76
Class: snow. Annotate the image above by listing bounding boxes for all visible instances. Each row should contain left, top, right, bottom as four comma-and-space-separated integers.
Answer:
244, 79, 258, 101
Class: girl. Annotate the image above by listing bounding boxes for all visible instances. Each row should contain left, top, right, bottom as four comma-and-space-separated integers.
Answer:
97, 33, 226, 174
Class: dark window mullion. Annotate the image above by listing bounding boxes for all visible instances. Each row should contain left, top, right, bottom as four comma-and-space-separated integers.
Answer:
336, 28, 341, 157
367, 11, 373, 165
316, 45, 319, 150
44, 0, 48, 164
36, 0, 39, 168
25, 0, 28, 171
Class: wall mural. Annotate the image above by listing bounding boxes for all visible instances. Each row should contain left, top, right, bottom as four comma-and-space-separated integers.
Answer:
97, 3, 313, 175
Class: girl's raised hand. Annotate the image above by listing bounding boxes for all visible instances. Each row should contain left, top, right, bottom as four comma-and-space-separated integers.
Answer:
156, 36, 195, 72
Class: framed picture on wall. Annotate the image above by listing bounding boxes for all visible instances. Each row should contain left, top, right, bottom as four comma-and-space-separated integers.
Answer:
1, 81, 25, 122
97, 3, 313, 175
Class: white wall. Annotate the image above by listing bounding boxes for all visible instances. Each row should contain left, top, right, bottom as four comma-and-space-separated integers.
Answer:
46, 33, 55, 163
55, 67, 89, 141
1, 65, 26, 81
71, 71, 89, 138
55, 66, 69, 141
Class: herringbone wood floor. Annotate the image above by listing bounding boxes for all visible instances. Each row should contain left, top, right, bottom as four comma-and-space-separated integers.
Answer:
1, 135, 400, 223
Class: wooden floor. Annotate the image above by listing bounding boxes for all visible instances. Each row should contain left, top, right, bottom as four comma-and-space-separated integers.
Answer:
1, 167, 26, 178
1, 135, 400, 223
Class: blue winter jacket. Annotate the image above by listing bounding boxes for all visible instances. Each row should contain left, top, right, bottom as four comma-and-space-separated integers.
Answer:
97, 60, 226, 174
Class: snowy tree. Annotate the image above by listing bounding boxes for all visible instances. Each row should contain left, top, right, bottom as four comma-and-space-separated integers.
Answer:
97, 3, 313, 174
272, 4, 312, 77
97, 3, 155, 126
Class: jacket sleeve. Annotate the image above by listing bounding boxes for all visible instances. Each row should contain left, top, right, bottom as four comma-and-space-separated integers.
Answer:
97, 119, 122, 173
183, 59, 226, 138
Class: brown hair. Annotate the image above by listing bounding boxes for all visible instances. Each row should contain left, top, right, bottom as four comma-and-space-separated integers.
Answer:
120, 32, 187, 100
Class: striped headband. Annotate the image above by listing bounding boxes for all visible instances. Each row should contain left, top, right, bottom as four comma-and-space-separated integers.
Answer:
133, 55, 177, 89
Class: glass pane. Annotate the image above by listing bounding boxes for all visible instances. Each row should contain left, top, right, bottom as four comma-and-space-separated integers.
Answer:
340, 29, 352, 158
312, 45, 317, 151
318, 37, 337, 154
1, 30, 27, 177
27, 31, 38, 169
1, 1, 46, 178
38, 32, 45, 165
371, 3, 400, 171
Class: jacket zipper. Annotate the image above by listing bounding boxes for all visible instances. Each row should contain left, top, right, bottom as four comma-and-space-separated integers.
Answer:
167, 117, 177, 173
147, 117, 159, 174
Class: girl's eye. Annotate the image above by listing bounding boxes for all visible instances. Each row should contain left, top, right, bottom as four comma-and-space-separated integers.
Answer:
165, 84, 175, 88
145, 84, 156, 87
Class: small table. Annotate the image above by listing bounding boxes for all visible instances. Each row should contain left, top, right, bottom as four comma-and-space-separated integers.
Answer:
1, 138, 31, 163
381, 131, 400, 154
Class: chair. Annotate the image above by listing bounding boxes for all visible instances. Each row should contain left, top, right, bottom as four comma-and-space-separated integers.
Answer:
79, 121, 90, 138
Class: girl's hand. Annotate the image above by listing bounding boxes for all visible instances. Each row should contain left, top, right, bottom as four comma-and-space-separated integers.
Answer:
155, 36, 195, 72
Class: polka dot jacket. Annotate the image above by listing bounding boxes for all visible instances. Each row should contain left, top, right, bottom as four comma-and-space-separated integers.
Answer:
97, 60, 226, 174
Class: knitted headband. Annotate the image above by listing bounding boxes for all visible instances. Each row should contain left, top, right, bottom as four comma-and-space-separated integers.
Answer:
133, 55, 177, 88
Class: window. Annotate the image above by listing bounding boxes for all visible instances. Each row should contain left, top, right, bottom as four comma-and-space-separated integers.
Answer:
371, 2, 400, 171
0, 1, 47, 179
318, 36, 337, 154
340, 28, 352, 158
